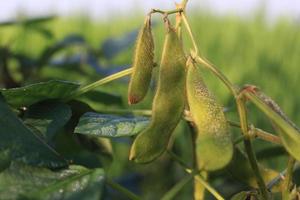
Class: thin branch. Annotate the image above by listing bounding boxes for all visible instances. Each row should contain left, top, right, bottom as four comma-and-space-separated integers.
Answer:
182, 13, 199, 55
228, 120, 282, 145
106, 178, 141, 200
90, 108, 152, 116
161, 173, 194, 200
168, 151, 225, 200
150, 8, 183, 15
267, 162, 300, 190
186, 169, 225, 200
194, 55, 238, 97
282, 157, 296, 199
236, 97, 269, 199
66, 68, 133, 100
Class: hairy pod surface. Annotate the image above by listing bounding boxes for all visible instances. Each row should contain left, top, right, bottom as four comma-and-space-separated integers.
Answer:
129, 27, 186, 163
128, 16, 155, 105
186, 61, 233, 171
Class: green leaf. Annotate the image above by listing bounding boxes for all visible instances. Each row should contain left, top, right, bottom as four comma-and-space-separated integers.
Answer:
24, 101, 72, 140
0, 162, 105, 200
1, 80, 80, 108
0, 15, 56, 27
75, 112, 149, 137
246, 92, 300, 162
75, 90, 123, 111
0, 95, 67, 168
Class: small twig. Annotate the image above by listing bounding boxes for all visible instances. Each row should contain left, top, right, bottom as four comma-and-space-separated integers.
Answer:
90, 108, 152, 116
161, 173, 194, 200
267, 162, 300, 190
106, 178, 141, 200
66, 67, 133, 100
236, 96, 269, 199
150, 8, 183, 16
167, 150, 191, 169
282, 157, 296, 199
186, 169, 225, 200
168, 151, 225, 200
228, 120, 282, 145
194, 55, 238, 98
182, 13, 199, 55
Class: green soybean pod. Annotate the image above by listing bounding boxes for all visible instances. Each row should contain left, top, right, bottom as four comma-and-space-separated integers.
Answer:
129, 26, 186, 163
186, 60, 233, 171
128, 15, 155, 105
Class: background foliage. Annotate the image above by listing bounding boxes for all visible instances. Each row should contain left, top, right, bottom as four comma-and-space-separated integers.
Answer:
0, 9, 299, 199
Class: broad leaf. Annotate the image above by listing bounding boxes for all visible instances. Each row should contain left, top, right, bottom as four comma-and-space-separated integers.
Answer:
1, 80, 80, 108
24, 101, 72, 140
76, 90, 122, 110
75, 112, 149, 137
0, 95, 67, 168
0, 162, 105, 200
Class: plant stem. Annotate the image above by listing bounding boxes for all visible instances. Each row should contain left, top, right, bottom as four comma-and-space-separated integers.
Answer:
185, 169, 224, 200
181, 0, 189, 8
182, 13, 199, 55
167, 150, 190, 169
188, 120, 207, 200
228, 120, 282, 145
67, 68, 133, 100
194, 171, 207, 200
91, 108, 152, 116
161, 173, 194, 200
267, 162, 299, 190
282, 157, 296, 199
106, 178, 141, 200
194, 56, 238, 97
168, 151, 224, 200
150, 8, 183, 15
236, 97, 269, 199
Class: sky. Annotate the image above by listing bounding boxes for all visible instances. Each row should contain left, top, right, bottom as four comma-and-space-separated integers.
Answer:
1, 0, 300, 22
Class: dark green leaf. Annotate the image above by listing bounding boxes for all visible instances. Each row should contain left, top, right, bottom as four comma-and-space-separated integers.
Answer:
0, 95, 67, 168
23, 15, 56, 26
75, 112, 149, 137
0, 162, 105, 200
75, 90, 123, 110
24, 101, 72, 140
30, 25, 54, 39
1, 80, 80, 108
38, 34, 86, 65
0, 15, 56, 27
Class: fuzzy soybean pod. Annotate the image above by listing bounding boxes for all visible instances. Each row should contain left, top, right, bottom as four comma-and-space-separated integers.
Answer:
129, 27, 186, 163
186, 60, 233, 171
128, 15, 155, 105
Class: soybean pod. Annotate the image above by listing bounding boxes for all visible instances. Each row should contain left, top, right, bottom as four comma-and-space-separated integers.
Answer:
186, 59, 233, 171
128, 15, 155, 105
129, 24, 186, 163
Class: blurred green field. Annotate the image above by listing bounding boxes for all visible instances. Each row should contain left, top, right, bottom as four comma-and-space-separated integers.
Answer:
1, 12, 299, 123
1, 11, 299, 199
